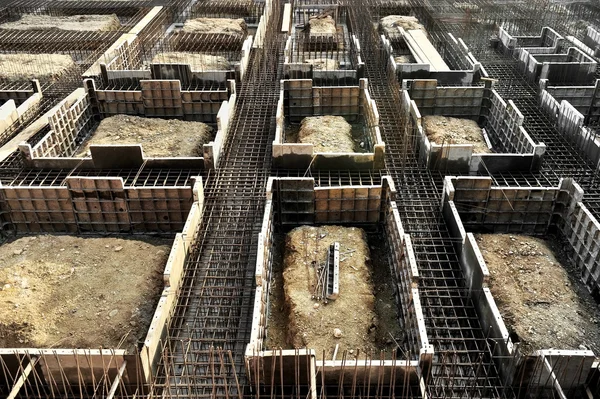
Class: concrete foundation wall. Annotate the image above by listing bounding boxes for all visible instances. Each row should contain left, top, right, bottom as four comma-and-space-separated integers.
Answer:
273, 78, 385, 170
402, 79, 544, 173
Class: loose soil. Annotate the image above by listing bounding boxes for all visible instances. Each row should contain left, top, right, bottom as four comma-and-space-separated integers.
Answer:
308, 15, 337, 36
182, 17, 247, 38
265, 226, 404, 359
423, 115, 491, 153
477, 234, 600, 355
0, 53, 76, 82
0, 14, 121, 32
76, 115, 213, 158
303, 58, 339, 70
297, 115, 354, 153
0, 235, 172, 351
380, 15, 426, 37
152, 52, 231, 71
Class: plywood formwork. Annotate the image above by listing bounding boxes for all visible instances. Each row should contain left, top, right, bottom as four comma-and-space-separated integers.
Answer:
273, 78, 384, 170
0, 80, 42, 149
0, 182, 204, 396
402, 79, 545, 173
441, 176, 599, 394
0, 176, 201, 235
246, 176, 432, 396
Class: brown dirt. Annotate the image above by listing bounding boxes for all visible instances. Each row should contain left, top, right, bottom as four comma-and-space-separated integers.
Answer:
0, 14, 121, 32
268, 226, 403, 360
76, 115, 213, 158
0, 235, 172, 351
152, 52, 230, 71
423, 115, 491, 153
477, 234, 600, 355
0, 53, 75, 82
298, 116, 354, 153
182, 17, 247, 38
380, 15, 426, 37
308, 15, 337, 36
303, 58, 339, 70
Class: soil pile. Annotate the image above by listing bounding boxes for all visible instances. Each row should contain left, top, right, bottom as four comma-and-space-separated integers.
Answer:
478, 234, 600, 355
0, 235, 172, 351
423, 115, 491, 153
298, 115, 354, 153
76, 115, 213, 158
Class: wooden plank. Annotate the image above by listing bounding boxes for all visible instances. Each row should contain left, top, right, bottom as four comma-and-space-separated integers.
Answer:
406, 30, 449, 72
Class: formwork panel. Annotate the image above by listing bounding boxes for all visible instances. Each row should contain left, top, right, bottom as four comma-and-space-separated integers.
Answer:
141, 80, 183, 118
0, 186, 77, 234
66, 177, 131, 233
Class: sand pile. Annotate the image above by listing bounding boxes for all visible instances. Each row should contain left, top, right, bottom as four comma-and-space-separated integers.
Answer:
298, 116, 354, 153
303, 58, 339, 70
283, 226, 380, 357
76, 115, 213, 158
0, 235, 171, 351
0, 53, 75, 81
308, 15, 336, 36
423, 115, 491, 153
182, 17, 247, 38
0, 14, 121, 32
477, 234, 600, 355
152, 52, 231, 71
380, 15, 426, 37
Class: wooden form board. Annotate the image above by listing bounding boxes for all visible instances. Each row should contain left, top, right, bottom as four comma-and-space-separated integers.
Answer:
404, 29, 449, 71
0, 177, 196, 234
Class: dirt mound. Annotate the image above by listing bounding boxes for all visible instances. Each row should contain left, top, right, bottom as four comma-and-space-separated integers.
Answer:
1, 14, 121, 32
152, 52, 231, 71
423, 115, 491, 153
303, 58, 339, 70
298, 115, 354, 153
282, 226, 382, 359
76, 115, 213, 158
182, 17, 247, 38
0, 235, 172, 351
0, 53, 75, 81
477, 234, 600, 355
380, 15, 426, 37
308, 15, 336, 36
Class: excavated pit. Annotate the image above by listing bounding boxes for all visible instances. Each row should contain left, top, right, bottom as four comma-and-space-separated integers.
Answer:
423, 115, 491, 153
0, 14, 121, 32
265, 226, 404, 360
0, 235, 172, 352
477, 234, 600, 355
75, 115, 214, 158
0, 53, 76, 82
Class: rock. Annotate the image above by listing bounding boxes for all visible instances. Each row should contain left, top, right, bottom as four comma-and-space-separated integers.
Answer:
129, 320, 137, 327
13, 249, 23, 255
114, 246, 123, 252
3, 284, 11, 290
333, 328, 342, 338
313, 303, 320, 309
108, 309, 119, 318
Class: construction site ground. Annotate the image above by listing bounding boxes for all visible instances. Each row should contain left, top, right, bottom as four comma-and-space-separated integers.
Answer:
0, 235, 171, 351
